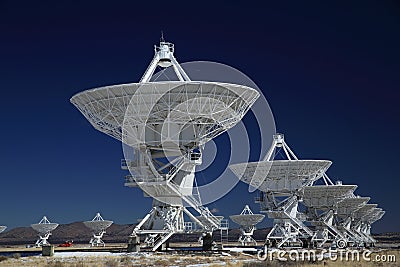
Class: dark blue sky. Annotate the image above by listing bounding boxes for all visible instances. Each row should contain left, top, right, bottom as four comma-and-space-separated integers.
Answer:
0, 1, 399, 233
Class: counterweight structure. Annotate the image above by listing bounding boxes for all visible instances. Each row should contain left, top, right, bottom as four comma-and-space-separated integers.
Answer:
71, 38, 259, 251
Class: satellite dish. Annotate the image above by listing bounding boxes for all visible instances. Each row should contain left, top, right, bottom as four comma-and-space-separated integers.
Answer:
31, 216, 59, 247
229, 134, 329, 248
336, 196, 370, 218
353, 204, 378, 220
229, 205, 264, 246
0, 226, 6, 234
302, 184, 357, 209
71, 38, 259, 251
83, 213, 113, 247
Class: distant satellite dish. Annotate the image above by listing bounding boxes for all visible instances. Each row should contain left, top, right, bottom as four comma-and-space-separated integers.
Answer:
229, 205, 264, 246
31, 216, 59, 247
83, 213, 113, 247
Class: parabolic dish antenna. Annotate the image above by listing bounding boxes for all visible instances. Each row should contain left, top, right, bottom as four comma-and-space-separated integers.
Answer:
229, 133, 332, 248
31, 216, 59, 247
0, 226, 6, 234
230, 160, 332, 194
72, 78, 259, 208
362, 208, 382, 221
353, 204, 378, 219
301, 184, 357, 209
336, 196, 370, 217
230, 208, 264, 227
230, 214, 265, 227
368, 210, 385, 224
71, 37, 260, 251
83, 213, 113, 247
229, 205, 264, 246
71, 81, 258, 147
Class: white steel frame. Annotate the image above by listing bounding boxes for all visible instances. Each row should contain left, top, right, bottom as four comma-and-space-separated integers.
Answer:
71, 37, 259, 251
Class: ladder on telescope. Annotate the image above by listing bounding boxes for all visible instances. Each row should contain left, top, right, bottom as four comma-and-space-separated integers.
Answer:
220, 219, 229, 244
289, 215, 313, 237
152, 231, 175, 251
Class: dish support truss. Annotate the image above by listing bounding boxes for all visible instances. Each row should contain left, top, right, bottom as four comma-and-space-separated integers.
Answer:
123, 155, 225, 251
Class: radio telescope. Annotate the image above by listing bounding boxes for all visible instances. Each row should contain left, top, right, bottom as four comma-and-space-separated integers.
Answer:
335, 195, 370, 246
83, 213, 113, 247
31, 216, 59, 247
352, 204, 383, 246
301, 182, 357, 248
0, 226, 6, 234
71, 38, 259, 251
230, 205, 264, 246
353, 204, 377, 218
363, 208, 385, 245
229, 133, 331, 248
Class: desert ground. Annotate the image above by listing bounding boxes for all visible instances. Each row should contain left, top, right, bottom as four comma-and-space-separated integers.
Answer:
0, 244, 398, 267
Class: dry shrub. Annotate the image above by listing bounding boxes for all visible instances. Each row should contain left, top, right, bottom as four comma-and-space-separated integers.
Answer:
12, 253, 21, 259
153, 259, 170, 266
72, 261, 87, 267
46, 261, 67, 267
104, 259, 120, 267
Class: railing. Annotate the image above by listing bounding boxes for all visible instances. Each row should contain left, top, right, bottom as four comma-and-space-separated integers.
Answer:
152, 232, 174, 251
219, 219, 229, 230
121, 159, 140, 169
124, 175, 165, 184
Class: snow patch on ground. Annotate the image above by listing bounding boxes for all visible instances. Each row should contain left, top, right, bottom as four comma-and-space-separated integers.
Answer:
54, 252, 119, 257
225, 247, 257, 253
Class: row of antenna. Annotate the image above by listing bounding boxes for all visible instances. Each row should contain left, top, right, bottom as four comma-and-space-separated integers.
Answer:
1, 213, 112, 247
